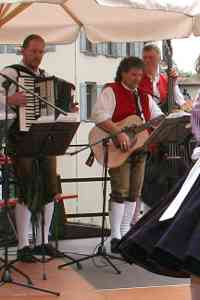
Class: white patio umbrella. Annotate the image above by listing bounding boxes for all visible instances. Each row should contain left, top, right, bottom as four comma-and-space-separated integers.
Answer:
0, 0, 199, 45
96, 0, 200, 40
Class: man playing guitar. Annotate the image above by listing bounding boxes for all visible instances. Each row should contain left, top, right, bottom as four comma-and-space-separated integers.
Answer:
92, 57, 163, 253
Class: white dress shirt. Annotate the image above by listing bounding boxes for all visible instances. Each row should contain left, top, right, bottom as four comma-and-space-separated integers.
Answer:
152, 72, 185, 106
92, 84, 164, 125
0, 61, 48, 104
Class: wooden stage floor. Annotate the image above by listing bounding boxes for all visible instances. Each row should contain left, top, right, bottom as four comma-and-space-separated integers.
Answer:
0, 259, 192, 300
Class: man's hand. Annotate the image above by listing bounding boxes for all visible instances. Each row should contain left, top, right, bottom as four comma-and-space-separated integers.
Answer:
169, 68, 178, 80
181, 100, 193, 112
8, 92, 27, 106
117, 132, 131, 152
69, 102, 79, 113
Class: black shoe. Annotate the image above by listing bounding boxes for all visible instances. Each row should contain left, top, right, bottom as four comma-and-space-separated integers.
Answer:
17, 246, 37, 263
33, 243, 61, 257
111, 238, 120, 254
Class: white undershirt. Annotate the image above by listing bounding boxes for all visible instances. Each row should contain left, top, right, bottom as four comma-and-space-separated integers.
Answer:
0, 61, 48, 117
91, 84, 164, 125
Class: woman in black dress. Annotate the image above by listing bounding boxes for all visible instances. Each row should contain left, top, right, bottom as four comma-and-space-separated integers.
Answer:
119, 98, 200, 278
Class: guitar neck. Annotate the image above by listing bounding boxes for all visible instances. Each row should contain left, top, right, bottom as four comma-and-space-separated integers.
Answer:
126, 116, 164, 135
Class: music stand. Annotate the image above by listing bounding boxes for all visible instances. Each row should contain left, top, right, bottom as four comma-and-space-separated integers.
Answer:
0, 72, 78, 296
0, 119, 80, 294
144, 114, 192, 194
17, 119, 80, 270
144, 115, 191, 146
15, 120, 79, 157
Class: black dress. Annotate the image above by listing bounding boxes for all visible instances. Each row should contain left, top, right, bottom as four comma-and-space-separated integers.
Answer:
119, 166, 200, 278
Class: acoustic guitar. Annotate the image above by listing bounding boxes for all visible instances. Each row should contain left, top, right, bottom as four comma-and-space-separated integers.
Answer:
89, 114, 164, 168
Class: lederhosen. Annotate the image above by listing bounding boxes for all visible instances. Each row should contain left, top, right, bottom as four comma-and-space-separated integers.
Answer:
106, 83, 150, 204
7, 64, 59, 215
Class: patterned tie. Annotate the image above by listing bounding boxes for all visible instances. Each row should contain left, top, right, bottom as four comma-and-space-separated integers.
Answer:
132, 88, 143, 119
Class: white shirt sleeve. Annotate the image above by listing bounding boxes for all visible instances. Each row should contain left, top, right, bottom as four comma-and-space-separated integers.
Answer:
193, 89, 200, 106
174, 84, 185, 106
0, 67, 18, 99
91, 87, 116, 124
148, 95, 164, 120
0, 67, 19, 117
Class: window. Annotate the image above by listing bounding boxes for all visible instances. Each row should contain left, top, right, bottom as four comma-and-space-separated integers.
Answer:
45, 45, 56, 53
80, 83, 103, 121
0, 45, 6, 54
124, 42, 144, 57
0, 44, 56, 55
6, 45, 20, 54
104, 42, 120, 58
80, 32, 122, 58
80, 32, 144, 59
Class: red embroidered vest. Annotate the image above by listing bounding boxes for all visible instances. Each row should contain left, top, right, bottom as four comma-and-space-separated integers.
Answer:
106, 82, 151, 122
139, 73, 168, 103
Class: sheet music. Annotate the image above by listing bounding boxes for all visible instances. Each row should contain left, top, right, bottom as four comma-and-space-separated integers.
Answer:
167, 111, 191, 119
56, 113, 79, 122
32, 112, 79, 125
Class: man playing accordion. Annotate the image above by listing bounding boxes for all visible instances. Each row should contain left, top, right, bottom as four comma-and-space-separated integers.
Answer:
0, 34, 76, 262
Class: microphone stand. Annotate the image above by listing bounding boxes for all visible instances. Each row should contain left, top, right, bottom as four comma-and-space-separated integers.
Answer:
58, 131, 127, 274
0, 73, 73, 296
58, 115, 165, 272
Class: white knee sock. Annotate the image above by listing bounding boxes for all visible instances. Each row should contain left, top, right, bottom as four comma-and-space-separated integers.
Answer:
15, 203, 31, 250
131, 197, 141, 225
109, 202, 125, 240
120, 201, 136, 237
36, 202, 54, 246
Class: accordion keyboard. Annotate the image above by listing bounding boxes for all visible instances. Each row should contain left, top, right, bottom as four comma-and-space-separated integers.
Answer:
18, 76, 40, 131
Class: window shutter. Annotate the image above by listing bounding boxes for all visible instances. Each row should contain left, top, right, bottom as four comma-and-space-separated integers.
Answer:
130, 43, 136, 56
116, 43, 122, 57
101, 43, 107, 56
104, 42, 110, 56
121, 43, 127, 57
134, 42, 144, 58
79, 83, 87, 121
80, 31, 87, 52
96, 43, 103, 55
91, 43, 97, 56
112, 43, 118, 58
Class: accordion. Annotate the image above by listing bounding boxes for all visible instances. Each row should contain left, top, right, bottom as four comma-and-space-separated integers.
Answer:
18, 75, 75, 131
